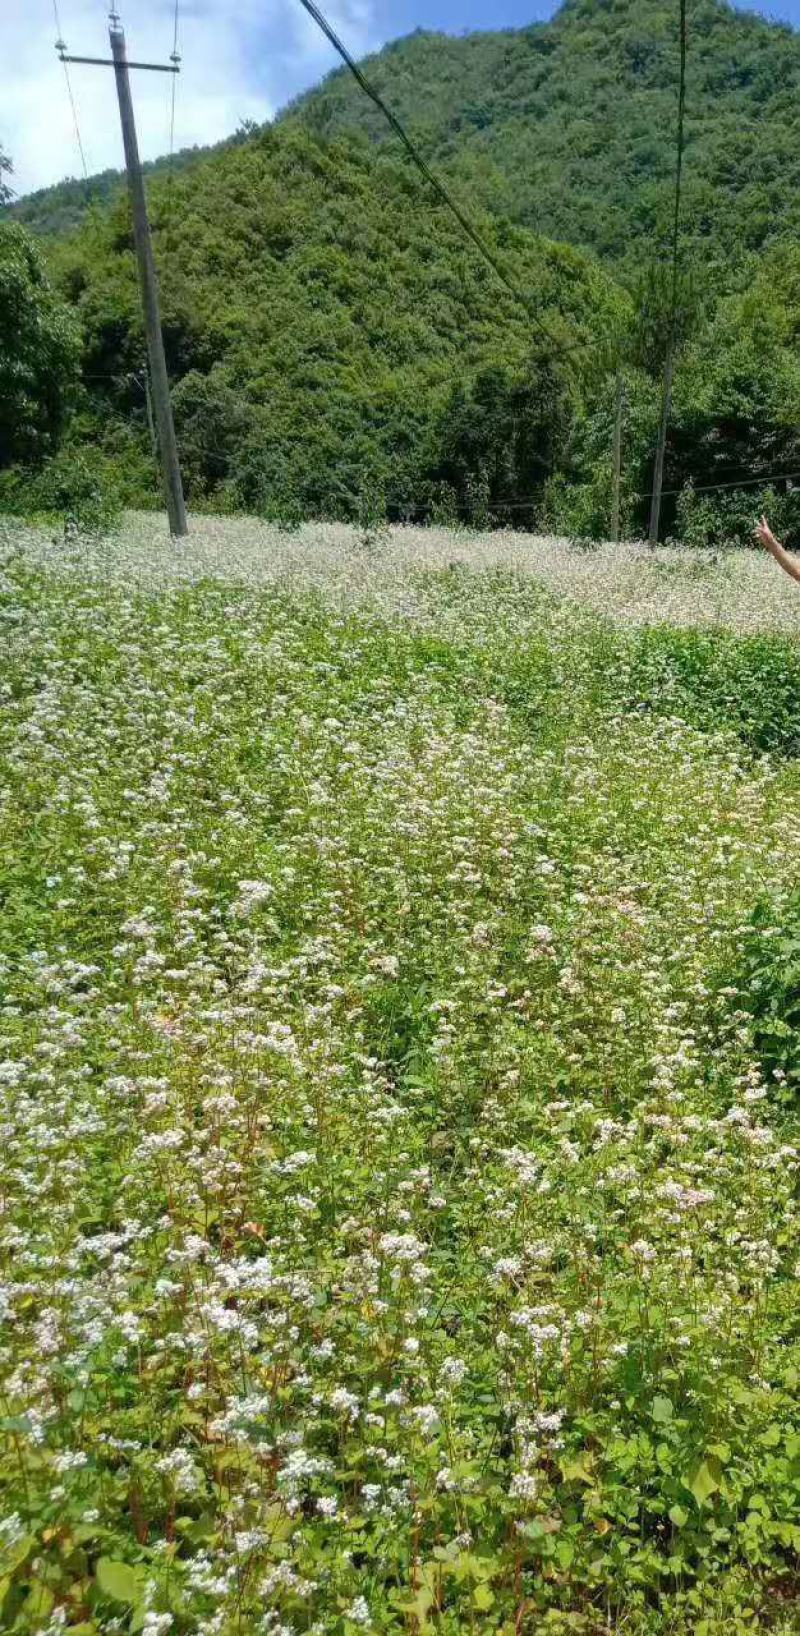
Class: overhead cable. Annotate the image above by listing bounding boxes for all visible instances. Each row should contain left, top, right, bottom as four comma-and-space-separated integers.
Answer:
52, 0, 90, 182
165, 0, 180, 247
294, 0, 583, 363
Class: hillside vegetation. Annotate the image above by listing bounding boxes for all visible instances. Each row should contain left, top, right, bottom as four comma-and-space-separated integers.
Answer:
3, 141, 222, 240
4, 0, 800, 535
9, 0, 800, 278
7, 124, 631, 528
293, 0, 800, 276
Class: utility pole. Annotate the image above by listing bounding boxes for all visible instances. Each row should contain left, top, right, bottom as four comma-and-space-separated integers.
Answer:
648, 341, 675, 547
611, 368, 624, 544
57, 11, 188, 537
650, 0, 686, 548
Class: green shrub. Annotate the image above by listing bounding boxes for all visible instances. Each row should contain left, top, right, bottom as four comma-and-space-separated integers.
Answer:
736, 890, 800, 1103
356, 475, 389, 545
0, 448, 122, 534
615, 627, 800, 756
541, 471, 614, 539
427, 481, 461, 527
675, 481, 800, 550
0, 222, 80, 468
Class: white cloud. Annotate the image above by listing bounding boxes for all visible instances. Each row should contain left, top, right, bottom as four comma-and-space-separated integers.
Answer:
1, 0, 382, 197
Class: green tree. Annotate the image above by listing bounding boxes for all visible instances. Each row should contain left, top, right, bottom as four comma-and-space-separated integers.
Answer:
44, 125, 621, 523
432, 356, 573, 527
21, 0, 800, 541
0, 144, 12, 208
632, 260, 701, 542
0, 223, 80, 468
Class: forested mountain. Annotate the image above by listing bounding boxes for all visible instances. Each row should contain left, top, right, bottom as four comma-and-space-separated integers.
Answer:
9, 0, 800, 277
13, 124, 626, 525
5, 137, 243, 239
292, 0, 800, 276
4, 0, 800, 540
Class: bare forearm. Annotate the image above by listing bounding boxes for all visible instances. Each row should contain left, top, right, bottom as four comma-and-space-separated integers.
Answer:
766, 535, 800, 585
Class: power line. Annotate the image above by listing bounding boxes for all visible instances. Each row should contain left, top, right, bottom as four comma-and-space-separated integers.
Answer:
669, 0, 688, 342
294, 0, 584, 365
643, 470, 800, 502
164, 0, 180, 254
495, 471, 800, 510
170, 0, 180, 115
647, 0, 688, 545
52, 0, 90, 183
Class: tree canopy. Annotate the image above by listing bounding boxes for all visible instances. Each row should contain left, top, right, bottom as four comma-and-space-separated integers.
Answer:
39, 124, 626, 523
11, 0, 800, 282
291, 0, 800, 280
0, 222, 80, 469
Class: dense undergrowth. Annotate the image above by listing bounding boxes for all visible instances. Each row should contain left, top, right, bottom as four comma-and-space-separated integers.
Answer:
1, 532, 799, 1633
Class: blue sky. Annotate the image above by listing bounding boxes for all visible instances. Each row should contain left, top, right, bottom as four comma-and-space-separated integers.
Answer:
2, 0, 799, 195
370, 0, 800, 26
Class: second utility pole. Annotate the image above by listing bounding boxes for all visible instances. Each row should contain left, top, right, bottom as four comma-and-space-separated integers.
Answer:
611, 368, 624, 544
110, 17, 187, 536
58, 10, 188, 537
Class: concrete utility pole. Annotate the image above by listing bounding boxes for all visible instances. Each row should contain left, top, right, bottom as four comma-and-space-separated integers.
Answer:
58, 11, 188, 537
110, 20, 186, 536
611, 368, 624, 544
649, 341, 675, 548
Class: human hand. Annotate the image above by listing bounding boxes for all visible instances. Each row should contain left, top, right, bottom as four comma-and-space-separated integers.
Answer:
755, 515, 781, 553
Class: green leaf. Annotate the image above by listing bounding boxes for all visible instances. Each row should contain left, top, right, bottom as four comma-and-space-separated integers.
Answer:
26, 1581, 55, 1619
2, 1534, 35, 1575
397, 1585, 435, 1625
473, 1583, 495, 1611
95, 1558, 140, 1605
707, 1442, 731, 1462
560, 1453, 594, 1484
687, 1457, 721, 1508
669, 1504, 689, 1528
651, 1395, 674, 1424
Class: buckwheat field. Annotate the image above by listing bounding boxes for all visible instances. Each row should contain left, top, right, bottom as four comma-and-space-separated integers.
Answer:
2, 517, 800, 1635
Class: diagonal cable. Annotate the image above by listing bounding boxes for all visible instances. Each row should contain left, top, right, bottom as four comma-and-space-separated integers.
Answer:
669, 0, 687, 344
294, 0, 585, 363
52, 0, 90, 182
164, 0, 180, 259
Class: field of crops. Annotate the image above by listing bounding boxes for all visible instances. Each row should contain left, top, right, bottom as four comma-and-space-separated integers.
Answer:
2, 517, 800, 1634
